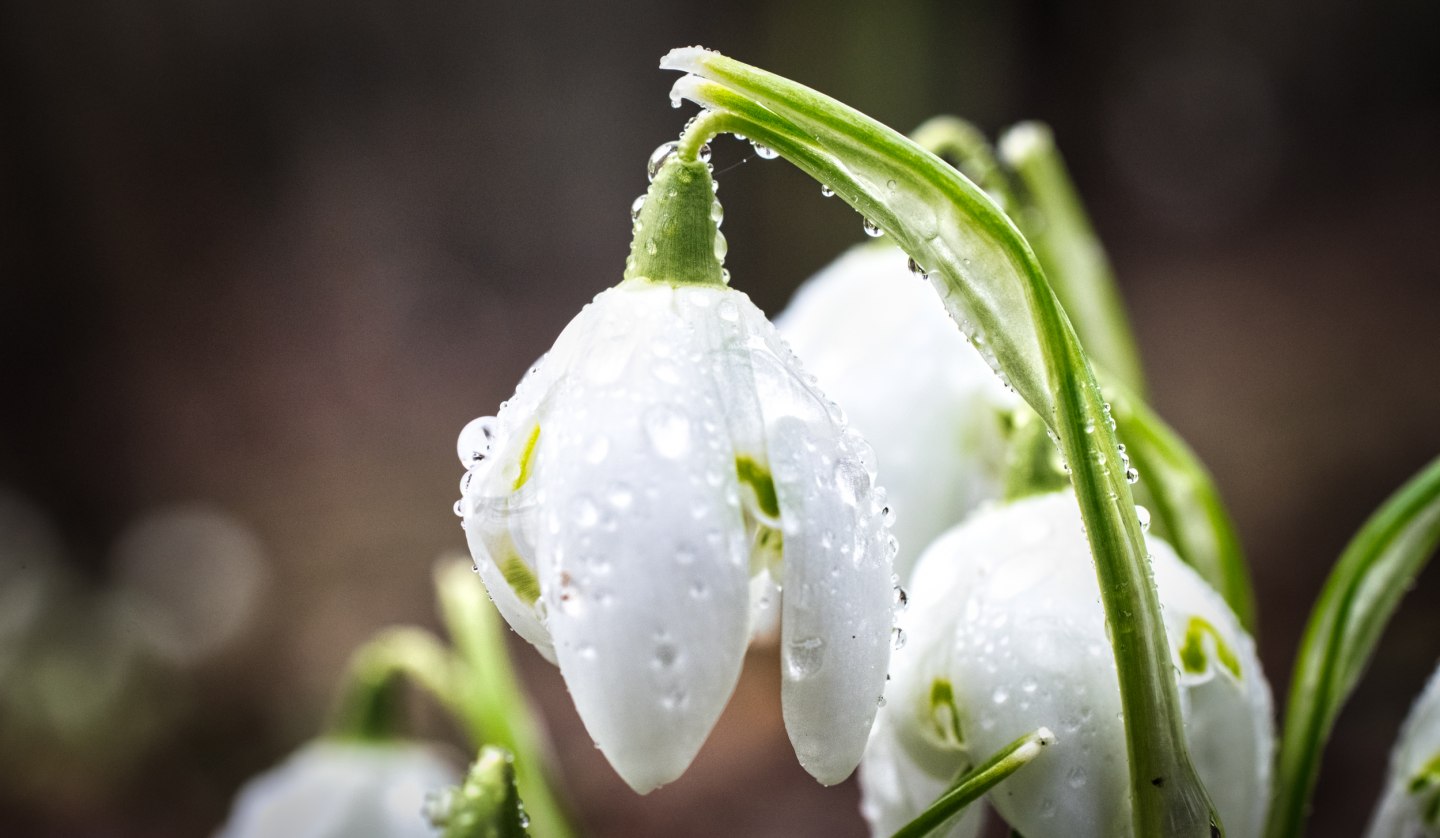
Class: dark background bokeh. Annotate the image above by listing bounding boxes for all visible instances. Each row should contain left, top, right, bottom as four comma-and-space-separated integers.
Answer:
2, 1, 1437, 835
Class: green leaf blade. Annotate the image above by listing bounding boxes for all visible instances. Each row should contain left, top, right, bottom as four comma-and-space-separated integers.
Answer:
1266, 456, 1440, 838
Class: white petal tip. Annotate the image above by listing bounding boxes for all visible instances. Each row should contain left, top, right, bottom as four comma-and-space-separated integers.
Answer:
667, 76, 710, 110
997, 121, 1053, 164
660, 46, 716, 72
799, 754, 862, 787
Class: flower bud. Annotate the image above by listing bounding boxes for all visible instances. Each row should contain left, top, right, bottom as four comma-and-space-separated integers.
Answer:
456, 157, 897, 792
1367, 661, 1440, 838
861, 491, 1273, 838
218, 741, 459, 838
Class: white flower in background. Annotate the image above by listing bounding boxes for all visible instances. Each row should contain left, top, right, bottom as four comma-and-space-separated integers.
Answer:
218, 741, 458, 838
861, 491, 1273, 838
776, 244, 1021, 583
455, 156, 897, 793
1367, 661, 1440, 838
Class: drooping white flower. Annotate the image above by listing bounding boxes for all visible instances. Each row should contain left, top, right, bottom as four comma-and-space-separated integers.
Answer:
1366, 661, 1440, 838
776, 244, 1021, 583
217, 741, 458, 838
456, 156, 896, 793
861, 491, 1273, 838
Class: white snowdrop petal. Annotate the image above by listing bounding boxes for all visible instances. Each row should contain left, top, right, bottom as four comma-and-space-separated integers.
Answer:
535, 283, 752, 793
859, 712, 985, 838
874, 491, 1272, 838
1366, 663, 1440, 838
777, 245, 1021, 582
218, 741, 457, 838
748, 308, 892, 785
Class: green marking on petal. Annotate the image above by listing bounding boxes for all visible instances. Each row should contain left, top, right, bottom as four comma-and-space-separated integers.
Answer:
1178, 616, 1242, 680
499, 548, 541, 606
736, 456, 780, 519
513, 424, 541, 491
1408, 750, 1440, 795
930, 678, 966, 748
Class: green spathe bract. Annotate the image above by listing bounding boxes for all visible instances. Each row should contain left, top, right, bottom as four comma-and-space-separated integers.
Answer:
662, 46, 1219, 836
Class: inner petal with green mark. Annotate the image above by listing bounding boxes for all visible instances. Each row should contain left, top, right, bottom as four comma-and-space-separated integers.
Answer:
929, 678, 966, 749
1177, 616, 1242, 680
736, 455, 784, 575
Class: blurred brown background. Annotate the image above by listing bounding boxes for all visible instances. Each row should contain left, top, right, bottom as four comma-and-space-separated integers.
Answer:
1, 1, 1438, 835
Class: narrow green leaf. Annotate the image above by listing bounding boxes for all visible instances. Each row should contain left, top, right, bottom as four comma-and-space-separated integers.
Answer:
1266, 457, 1440, 838
891, 728, 1055, 838
664, 47, 1219, 837
998, 122, 1147, 397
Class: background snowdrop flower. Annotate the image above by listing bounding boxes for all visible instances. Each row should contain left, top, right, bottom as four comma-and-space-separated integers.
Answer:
455, 155, 897, 792
1366, 661, 1440, 837
776, 244, 1021, 583
861, 491, 1273, 838
217, 741, 458, 838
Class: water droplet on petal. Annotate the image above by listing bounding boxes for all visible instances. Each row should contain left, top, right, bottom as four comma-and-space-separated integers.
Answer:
647, 141, 678, 181
862, 217, 884, 238
785, 637, 826, 679
713, 230, 728, 261
456, 416, 497, 467
752, 141, 778, 160
630, 194, 647, 222
820, 184, 835, 198
710, 199, 724, 226
891, 627, 907, 650
906, 256, 928, 278
1125, 467, 1140, 484
697, 142, 712, 163
452, 499, 465, 517
893, 585, 908, 610
1136, 505, 1152, 531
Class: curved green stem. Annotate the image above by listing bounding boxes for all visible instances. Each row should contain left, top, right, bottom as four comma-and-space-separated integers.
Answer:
663, 48, 1218, 836
910, 116, 1012, 203
1266, 457, 1440, 838
330, 626, 460, 742
892, 728, 1055, 838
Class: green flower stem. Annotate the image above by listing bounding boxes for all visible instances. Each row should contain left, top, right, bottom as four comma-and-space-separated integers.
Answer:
432, 746, 531, 838
435, 561, 573, 838
664, 48, 1219, 836
1101, 374, 1257, 632
892, 727, 1056, 838
330, 626, 459, 742
1266, 457, 1440, 838
998, 123, 1147, 397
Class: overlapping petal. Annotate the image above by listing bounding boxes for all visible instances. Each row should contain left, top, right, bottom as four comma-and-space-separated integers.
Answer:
777, 244, 1020, 582
533, 282, 753, 793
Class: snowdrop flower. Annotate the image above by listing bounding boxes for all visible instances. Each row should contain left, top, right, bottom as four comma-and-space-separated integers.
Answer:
218, 741, 458, 838
456, 153, 897, 792
776, 244, 1021, 582
1367, 661, 1440, 837
861, 491, 1273, 838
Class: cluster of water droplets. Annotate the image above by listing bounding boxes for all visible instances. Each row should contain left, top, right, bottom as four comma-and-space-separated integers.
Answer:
454, 415, 498, 526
